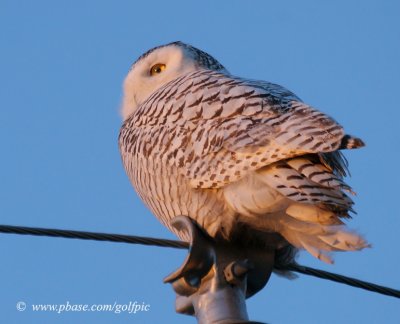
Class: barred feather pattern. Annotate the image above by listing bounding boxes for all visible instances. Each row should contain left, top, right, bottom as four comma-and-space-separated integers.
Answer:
119, 53, 368, 264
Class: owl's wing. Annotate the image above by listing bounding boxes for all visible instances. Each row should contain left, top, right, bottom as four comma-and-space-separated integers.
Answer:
123, 70, 362, 189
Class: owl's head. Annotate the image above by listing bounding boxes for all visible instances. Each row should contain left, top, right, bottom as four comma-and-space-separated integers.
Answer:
121, 41, 227, 120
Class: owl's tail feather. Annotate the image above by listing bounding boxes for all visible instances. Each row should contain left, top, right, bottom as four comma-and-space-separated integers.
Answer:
340, 134, 365, 150
280, 213, 369, 264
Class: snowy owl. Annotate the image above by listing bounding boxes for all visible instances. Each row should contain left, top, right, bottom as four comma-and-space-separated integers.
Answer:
119, 41, 368, 264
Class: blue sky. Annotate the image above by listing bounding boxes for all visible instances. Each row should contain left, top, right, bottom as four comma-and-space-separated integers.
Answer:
0, 0, 399, 323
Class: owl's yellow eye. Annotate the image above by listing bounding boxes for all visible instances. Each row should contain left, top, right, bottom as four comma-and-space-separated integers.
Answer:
149, 63, 166, 76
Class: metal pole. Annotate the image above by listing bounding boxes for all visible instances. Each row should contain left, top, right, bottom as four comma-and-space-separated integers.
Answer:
164, 216, 275, 324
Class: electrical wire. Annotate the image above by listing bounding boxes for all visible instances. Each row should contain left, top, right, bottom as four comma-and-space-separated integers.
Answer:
274, 263, 400, 299
0, 224, 399, 299
0, 224, 189, 249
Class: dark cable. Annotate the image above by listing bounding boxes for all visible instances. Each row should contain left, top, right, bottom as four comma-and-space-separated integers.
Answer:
0, 224, 398, 299
274, 263, 400, 299
0, 224, 188, 249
